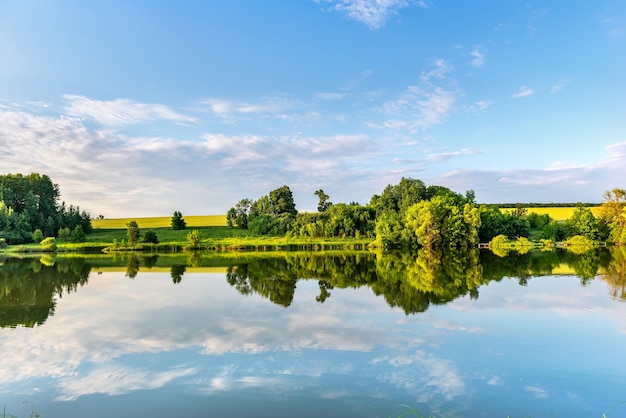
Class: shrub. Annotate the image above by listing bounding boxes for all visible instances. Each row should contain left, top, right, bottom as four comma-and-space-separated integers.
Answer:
58, 226, 71, 240
40, 237, 57, 252
186, 229, 201, 249
0, 238, 7, 249
32, 229, 44, 243
71, 225, 86, 243
142, 230, 159, 244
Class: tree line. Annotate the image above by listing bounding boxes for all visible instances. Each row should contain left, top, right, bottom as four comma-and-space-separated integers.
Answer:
228, 179, 626, 249
0, 173, 92, 245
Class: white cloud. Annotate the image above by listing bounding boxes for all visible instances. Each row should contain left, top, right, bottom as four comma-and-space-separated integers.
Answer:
511, 86, 534, 99
375, 60, 456, 134
63, 95, 197, 126
525, 385, 549, 399
317, 0, 428, 29
427, 148, 480, 162
57, 366, 196, 401
435, 140, 626, 204
0, 103, 380, 216
550, 78, 571, 94
470, 48, 485, 68
203, 96, 297, 120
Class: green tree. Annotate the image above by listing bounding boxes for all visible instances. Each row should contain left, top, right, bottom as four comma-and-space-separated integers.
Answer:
70, 225, 85, 243
32, 229, 44, 243
599, 188, 626, 243
58, 226, 71, 240
142, 230, 159, 244
564, 206, 599, 240
171, 211, 187, 230
405, 196, 479, 249
314, 189, 332, 212
186, 229, 201, 249
126, 220, 139, 245
227, 198, 253, 228
247, 185, 298, 235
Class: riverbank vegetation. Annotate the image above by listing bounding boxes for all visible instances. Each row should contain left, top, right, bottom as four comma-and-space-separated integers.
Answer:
1, 172, 626, 254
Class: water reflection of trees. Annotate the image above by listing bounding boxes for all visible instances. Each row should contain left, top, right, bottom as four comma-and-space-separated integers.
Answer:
2, 247, 625, 328
223, 247, 623, 313
599, 247, 626, 300
0, 257, 91, 328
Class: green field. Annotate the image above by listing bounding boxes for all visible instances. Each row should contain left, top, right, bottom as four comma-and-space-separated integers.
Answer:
92, 215, 227, 229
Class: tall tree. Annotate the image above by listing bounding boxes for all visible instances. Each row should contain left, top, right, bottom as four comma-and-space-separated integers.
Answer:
126, 220, 140, 245
599, 188, 626, 243
314, 189, 331, 212
171, 211, 187, 230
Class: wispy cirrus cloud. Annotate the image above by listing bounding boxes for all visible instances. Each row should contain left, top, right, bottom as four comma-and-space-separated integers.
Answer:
374, 59, 457, 133
63, 95, 197, 126
428, 148, 481, 162
550, 78, 571, 94
203, 95, 297, 122
436, 141, 626, 203
470, 47, 486, 68
316, 0, 428, 29
511, 86, 534, 99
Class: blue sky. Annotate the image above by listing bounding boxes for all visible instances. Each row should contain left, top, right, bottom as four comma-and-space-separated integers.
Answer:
1, 0, 625, 217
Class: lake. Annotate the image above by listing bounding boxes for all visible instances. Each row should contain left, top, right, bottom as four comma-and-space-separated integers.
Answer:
1, 248, 626, 418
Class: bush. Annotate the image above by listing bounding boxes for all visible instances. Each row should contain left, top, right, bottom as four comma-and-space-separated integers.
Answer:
58, 226, 71, 240
71, 225, 86, 243
32, 229, 44, 242
186, 230, 201, 249
0, 238, 7, 249
142, 230, 159, 244
40, 237, 57, 252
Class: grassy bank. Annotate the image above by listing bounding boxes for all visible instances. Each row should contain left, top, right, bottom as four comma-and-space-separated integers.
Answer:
1, 225, 373, 254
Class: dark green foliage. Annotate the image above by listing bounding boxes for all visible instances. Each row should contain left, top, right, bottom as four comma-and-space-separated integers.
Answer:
235, 185, 298, 235
0, 172, 91, 244
226, 199, 252, 228
32, 228, 44, 243
563, 206, 599, 240
0, 238, 7, 249
142, 230, 159, 244
170, 265, 186, 283
171, 211, 187, 230
71, 225, 86, 243
314, 189, 332, 212
290, 203, 375, 238
126, 221, 140, 245
58, 226, 71, 240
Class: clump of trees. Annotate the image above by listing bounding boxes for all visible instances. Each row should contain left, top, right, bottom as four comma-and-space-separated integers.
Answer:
0, 173, 91, 244
228, 179, 626, 250
227, 185, 298, 235
228, 178, 479, 250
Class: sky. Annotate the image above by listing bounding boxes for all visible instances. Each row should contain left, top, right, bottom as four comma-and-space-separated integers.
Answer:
0, 0, 625, 217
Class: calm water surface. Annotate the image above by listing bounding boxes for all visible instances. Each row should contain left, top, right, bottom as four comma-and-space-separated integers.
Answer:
1, 249, 626, 418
